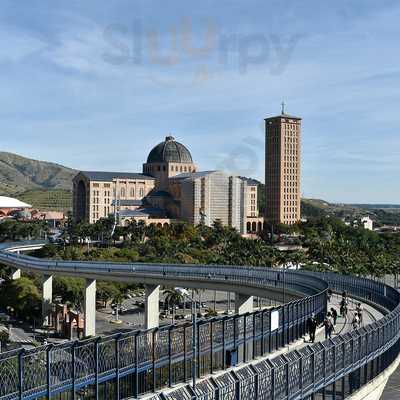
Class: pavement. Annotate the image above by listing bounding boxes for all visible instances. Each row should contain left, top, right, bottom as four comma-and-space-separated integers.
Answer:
292, 295, 381, 351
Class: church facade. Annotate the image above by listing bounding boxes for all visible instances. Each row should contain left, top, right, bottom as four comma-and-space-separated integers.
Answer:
72, 136, 261, 234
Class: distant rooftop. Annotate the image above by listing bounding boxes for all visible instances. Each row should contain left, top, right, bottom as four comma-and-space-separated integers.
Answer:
171, 171, 219, 180
265, 112, 302, 121
78, 171, 155, 181
239, 176, 260, 186
118, 207, 166, 218
111, 199, 143, 206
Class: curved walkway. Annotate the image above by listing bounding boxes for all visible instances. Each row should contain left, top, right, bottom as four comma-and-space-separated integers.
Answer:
0, 241, 399, 400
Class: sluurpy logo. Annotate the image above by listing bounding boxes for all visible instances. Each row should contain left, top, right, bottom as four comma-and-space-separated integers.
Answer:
102, 17, 302, 87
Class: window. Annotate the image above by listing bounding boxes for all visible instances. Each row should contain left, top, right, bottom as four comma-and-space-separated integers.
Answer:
139, 188, 144, 197
130, 188, 135, 197
120, 188, 126, 198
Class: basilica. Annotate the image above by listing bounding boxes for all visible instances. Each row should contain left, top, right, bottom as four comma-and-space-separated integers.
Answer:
73, 136, 262, 234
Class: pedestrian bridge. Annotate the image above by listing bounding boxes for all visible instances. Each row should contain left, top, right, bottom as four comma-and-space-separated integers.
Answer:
0, 241, 399, 400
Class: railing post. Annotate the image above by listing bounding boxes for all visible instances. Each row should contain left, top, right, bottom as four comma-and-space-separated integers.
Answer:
94, 338, 100, 400
46, 345, 52, 400
252, 313, 256, 360
261, 311, 265, 355
18, 349, 24, 400
152, 329, 156, 392
243, 314, 247, 362
183, 326, 187, 381
268, 310, 272, 353
115, 335, 120, 400
210, 321, 214, 374
72, 342, 76, 400
134, 333, 139, 398
222, 318, 226, 369
168, 327, 172, 387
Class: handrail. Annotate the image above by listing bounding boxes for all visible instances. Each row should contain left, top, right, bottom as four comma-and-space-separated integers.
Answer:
0, 241, 398, 400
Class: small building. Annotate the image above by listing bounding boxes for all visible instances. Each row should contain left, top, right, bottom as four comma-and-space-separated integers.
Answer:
361, 216, 373, 231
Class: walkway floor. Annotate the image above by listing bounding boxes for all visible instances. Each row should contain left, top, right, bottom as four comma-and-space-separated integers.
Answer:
381, 365, 400, 399
287, 295, 381, 352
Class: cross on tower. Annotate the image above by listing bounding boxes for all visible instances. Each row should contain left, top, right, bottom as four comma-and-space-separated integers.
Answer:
281, 101, 285, 115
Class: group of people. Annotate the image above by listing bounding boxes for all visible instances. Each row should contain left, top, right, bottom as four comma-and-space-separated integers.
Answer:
306, 291, 364, 343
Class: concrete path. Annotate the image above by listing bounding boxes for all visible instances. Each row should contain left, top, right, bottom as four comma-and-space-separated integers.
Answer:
381, 365, 400, 399
287, 295, 381, 352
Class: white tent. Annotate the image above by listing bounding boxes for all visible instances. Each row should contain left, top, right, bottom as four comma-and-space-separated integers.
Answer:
0, 196, 31, 208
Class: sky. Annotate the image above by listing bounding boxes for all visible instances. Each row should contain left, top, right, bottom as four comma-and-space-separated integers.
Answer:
0, 0, 399, 203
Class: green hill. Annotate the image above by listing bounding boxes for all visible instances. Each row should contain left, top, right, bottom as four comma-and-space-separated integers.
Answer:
19, 189, 72, 212
0, 152, 76, 195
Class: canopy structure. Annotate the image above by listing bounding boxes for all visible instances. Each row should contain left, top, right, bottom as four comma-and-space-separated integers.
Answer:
0, 196, 31, 209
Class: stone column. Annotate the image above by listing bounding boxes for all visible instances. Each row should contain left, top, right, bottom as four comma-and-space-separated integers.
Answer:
42, 274, 53, 326
11, 269, 21, 280
145, 285, 160, 330
84, 279, 96, 337
235, 293, 254, 314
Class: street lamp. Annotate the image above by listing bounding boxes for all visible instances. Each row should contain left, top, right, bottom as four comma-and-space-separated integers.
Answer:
176, 287, 197, 392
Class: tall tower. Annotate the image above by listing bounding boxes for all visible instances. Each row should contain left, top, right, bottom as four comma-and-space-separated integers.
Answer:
264, 105, 301, 225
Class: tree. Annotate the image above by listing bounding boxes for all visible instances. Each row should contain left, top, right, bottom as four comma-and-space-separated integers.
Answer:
54, 277, 85, 308
0, 277, 41, 320
163, 288, 184, 322
97, 282, 120, 307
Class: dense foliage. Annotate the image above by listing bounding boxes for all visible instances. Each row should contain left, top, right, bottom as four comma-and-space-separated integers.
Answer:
1, 216, 400, 320
0, 219, 48, 242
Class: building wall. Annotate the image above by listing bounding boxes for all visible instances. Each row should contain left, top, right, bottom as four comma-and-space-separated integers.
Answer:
174, 171, 247, 233
246, 184, 258, 217
143, 162, 196, 190
265, 114, 301, 225
73, 173, 155, 223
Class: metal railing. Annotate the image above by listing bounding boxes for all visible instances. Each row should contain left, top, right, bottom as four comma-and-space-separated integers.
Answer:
157, 273, 400, 400
0, 242, 399, 400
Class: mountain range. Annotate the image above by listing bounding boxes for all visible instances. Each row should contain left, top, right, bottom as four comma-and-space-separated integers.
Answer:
0, 152, 76, 195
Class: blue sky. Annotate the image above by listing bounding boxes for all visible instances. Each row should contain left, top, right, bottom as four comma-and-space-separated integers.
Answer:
0, 0, 399, 203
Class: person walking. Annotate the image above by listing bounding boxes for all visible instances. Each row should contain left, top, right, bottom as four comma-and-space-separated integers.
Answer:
324, 316, 335, 339
352, 313, 360, 330
307, 313, 318, 343
330, 307, 338, 326
356, 303, 363, 325
340, 296, 348, 318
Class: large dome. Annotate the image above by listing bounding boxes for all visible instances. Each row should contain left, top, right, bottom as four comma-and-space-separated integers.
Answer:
146, 136, 193, 164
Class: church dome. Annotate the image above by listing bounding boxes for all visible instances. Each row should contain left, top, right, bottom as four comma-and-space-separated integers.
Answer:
146, 136, 193, 164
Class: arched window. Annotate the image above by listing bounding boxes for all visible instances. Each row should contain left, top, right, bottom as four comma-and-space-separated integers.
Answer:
120, 188, 126, 198
252, 222, 256, 232
139, 188, 144, 197
184, 166, 187, 172
247, 222, 251, 233
130, 188, 135, 197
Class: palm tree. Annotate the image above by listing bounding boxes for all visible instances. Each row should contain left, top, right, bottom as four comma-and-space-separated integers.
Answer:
163, 288, 184, 323
205, 307, 218, 318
